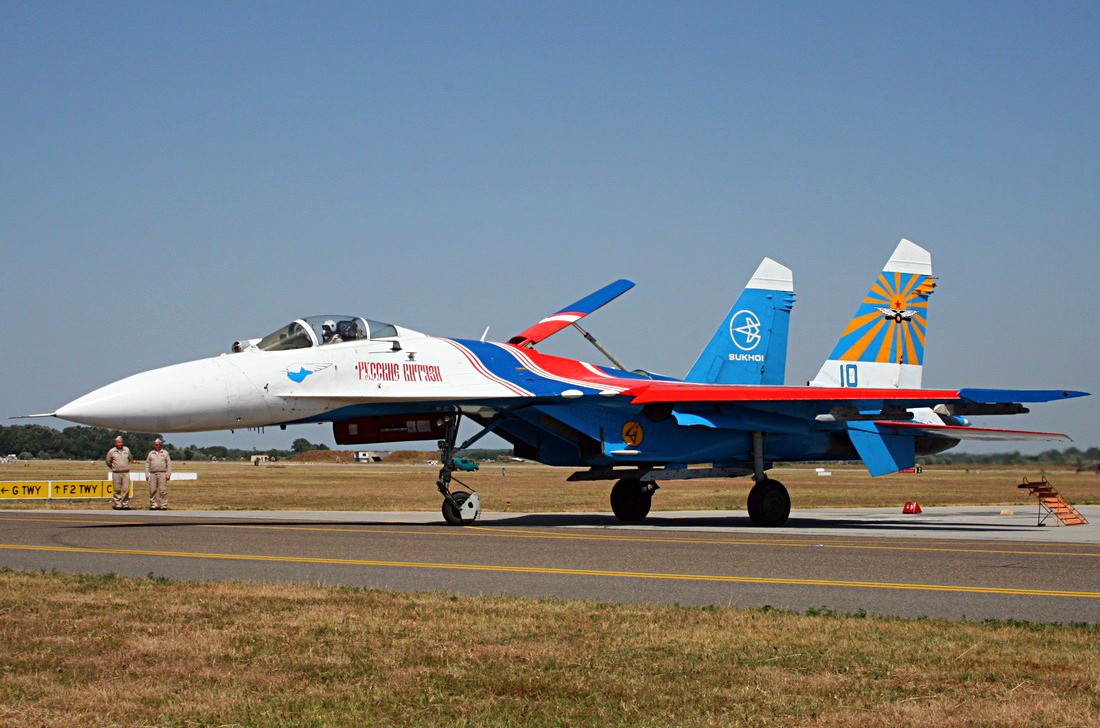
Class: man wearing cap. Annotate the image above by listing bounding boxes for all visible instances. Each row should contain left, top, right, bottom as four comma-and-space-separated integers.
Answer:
106, 436, 132, 510
145, 438, 172, 510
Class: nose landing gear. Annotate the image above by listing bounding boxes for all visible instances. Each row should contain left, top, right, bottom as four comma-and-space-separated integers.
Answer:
436, 414, 485, 526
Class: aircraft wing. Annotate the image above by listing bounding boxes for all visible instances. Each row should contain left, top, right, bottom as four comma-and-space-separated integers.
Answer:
507, 279, 635, 348
620, 382, 1085, 477
624, 383, 961, 405
624, 383, 1086, 407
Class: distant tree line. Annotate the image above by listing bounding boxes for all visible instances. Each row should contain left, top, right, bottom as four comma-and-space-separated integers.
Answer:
460, 449, 515, 462
918, 446, 1100, 470
0, 425, 296, 462
0, 425, 514, 463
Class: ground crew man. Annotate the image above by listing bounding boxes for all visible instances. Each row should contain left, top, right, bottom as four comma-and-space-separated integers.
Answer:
145, 438, 172, 510
106, 436, 132, 510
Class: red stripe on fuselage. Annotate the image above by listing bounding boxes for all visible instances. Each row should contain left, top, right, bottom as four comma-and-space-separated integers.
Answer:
499, 345, 629, 392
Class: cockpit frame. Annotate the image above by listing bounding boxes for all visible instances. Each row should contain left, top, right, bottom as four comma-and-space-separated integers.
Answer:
243, 315, 398, 353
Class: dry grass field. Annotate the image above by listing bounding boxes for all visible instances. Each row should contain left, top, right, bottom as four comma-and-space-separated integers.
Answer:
1, 459, 1097, 513
0, 569, 1097, 727
3, 461, 1098, 726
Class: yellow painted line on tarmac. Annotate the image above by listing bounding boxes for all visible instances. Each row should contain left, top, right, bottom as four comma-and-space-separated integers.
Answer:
0, 542, 1098, 600
464, 525, 1100, 559
185, 522, 1100, 558
0, 513, 1097, 559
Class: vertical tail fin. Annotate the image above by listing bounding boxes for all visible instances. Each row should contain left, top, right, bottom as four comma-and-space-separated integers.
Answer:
685, 258, 795, 385
810, 239, 935, 389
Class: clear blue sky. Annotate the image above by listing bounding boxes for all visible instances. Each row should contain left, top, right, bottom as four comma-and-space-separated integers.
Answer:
2, 2, 1097, 453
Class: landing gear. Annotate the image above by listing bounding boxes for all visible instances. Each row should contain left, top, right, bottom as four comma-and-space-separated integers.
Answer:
441, 490, 482, 526
747, 478, 790, 527
745, 430, 789, 527
436, 414, 485, 526
610, 477, 658, 523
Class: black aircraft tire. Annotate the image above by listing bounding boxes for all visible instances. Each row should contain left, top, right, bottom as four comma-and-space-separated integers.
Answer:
747, 478, 790, 527
610, 478, 652, 523
442, 491, 470, 526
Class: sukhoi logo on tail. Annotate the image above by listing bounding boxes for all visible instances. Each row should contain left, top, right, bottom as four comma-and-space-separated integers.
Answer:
729, 310, 762, 351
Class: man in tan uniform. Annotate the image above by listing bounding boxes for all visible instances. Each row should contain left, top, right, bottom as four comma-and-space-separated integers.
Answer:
145, 438, 172, 510
106, 436, 132, 510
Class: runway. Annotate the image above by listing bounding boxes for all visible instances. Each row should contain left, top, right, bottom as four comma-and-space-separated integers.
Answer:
1, 506, 1097, 623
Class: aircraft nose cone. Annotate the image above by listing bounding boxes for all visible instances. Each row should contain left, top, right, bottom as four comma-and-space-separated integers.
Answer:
56, 358, 230, 432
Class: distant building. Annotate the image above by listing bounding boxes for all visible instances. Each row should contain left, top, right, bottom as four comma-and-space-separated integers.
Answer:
250, 455, 271, 465
355, 451, 382, 463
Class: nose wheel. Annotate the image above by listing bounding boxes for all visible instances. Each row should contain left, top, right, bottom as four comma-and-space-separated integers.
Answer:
441, 490, 481, 526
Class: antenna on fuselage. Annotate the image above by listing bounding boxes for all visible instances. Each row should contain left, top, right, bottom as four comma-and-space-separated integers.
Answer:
480, 326, 490, 342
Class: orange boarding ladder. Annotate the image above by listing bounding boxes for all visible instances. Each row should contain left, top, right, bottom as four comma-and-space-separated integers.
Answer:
1017, 476, 1088, 526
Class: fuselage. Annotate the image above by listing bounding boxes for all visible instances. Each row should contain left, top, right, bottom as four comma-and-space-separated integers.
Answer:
55, 323, 958, 471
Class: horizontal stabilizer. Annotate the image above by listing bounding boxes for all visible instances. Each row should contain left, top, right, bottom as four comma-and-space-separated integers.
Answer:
508, 279, 635, 349
958, 388, 1089, 403
871, 421, 1073, 442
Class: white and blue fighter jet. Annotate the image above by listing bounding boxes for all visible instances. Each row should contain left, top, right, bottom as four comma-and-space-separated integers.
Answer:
45, 240, 1087, 526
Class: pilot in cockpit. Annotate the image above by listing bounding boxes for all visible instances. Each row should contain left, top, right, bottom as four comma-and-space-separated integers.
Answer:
337, 319, 362, 341
321, 320, 342, 344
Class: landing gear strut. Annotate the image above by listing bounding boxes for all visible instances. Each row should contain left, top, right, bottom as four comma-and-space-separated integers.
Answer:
436, 414, 483, 526
746, 430, 790, 527
610, 477, 658, 523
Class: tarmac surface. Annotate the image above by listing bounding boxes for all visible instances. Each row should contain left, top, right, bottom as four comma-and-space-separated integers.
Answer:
1, 505, 1097, 623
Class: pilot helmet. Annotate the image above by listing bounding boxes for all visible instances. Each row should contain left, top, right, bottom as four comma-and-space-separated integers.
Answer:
322, 320, 336, 332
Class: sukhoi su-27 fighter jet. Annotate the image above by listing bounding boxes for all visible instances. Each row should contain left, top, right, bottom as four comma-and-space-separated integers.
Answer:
45, 240, 1087, 526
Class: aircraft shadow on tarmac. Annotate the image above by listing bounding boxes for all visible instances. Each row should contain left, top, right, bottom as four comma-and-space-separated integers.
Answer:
72, 512, 1049, 534
489, 513, 1045, 533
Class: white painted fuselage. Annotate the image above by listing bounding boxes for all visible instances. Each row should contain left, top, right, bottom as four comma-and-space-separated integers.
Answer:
56, 329, 534, 433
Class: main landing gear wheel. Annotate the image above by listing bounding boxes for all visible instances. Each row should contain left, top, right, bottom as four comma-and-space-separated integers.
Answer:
441, 490, 481, 526
610, 478, 655, 523
747, 478, 790, 527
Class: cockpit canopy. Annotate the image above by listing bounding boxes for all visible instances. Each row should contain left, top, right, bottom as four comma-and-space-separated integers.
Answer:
252, 315, 399, 352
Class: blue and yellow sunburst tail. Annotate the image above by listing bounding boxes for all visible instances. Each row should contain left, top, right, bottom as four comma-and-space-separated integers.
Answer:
828, 270, 935, 365
810, 239, 935, 389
